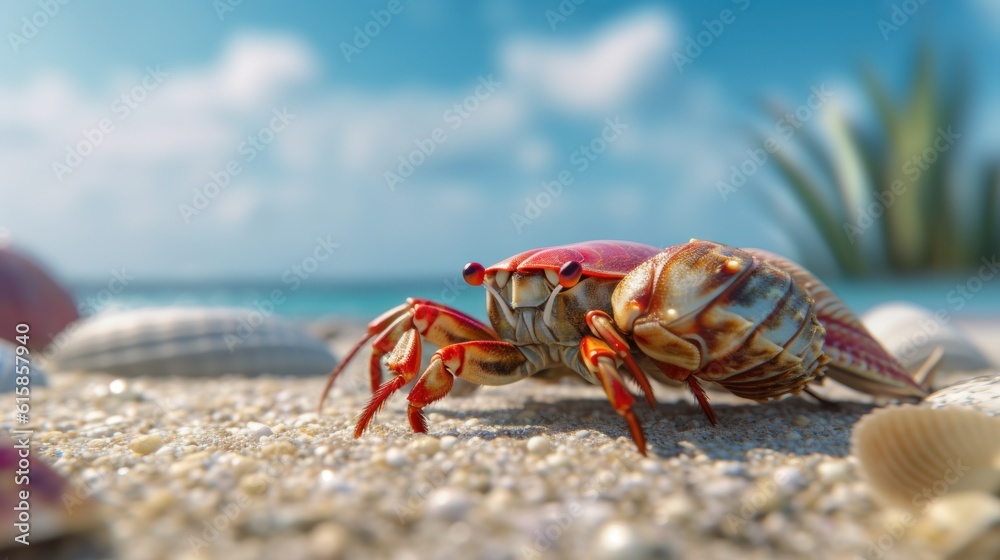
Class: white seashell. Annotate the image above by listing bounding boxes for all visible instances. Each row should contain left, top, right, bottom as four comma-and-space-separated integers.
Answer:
861, 302, 992, 373
0, 338, 48, 392
852, 405, 1000, 508
912, 492, 1000, 559
50, 307, 336, 378
925, 374, 1000, 416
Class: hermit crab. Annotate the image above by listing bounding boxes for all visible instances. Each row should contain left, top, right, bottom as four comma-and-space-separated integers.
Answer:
319, 240, 937, 455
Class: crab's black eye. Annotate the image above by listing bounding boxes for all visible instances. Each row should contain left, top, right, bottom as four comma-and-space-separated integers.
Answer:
463, 262, 485, 286
558, 260, 582, 288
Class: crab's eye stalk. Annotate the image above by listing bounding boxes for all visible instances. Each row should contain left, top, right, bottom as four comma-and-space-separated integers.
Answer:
557, 260, 583, 288
463, 262, 486, 286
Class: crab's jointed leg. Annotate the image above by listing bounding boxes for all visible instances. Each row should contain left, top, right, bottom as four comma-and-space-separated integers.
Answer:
318, 298, 498, 412
586, 310, 656, 408
401, 341, 534, 434
649, 359, 718, 426
580, 336, 648, 455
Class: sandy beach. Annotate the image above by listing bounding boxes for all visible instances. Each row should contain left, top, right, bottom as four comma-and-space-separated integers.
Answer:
7, 320, 995, 560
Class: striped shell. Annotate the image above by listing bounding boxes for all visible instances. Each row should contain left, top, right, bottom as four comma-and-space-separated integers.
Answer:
852, 405, 1000, 508
611, 240, 829, 400
50, 307, 336, 378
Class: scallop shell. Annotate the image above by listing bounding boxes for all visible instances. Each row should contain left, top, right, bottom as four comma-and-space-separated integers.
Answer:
861, 302, 992, 373
50, 307, 337, 378
0, 338, 48, 392
852, 405, 1000, 508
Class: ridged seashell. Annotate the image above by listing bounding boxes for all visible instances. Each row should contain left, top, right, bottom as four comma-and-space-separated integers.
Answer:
0, 247, 79, 350
0, 338, 48, 392
0, 439, 110, 556
861, 302, 993, 373
50, 307, 336, 378
912, 492, 1000, 560
852, 406, 1000, 508
925, 374, 1000, 416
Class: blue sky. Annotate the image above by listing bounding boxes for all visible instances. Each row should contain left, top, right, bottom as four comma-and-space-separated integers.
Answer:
2, 0, 998, 283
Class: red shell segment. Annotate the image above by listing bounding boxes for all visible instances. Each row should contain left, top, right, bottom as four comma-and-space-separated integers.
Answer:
486, 241, 661, 279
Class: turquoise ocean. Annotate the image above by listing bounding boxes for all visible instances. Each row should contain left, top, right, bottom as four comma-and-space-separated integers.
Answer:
69, 276, 1000, 323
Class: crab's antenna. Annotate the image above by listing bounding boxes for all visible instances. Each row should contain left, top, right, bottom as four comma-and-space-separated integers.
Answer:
318, 331, 377, 413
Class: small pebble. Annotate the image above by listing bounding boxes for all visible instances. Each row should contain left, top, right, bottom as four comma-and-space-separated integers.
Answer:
240, 472, 270, 495
261, 440, 297, 457
308, 522, 349, 558
246, 422, 273, 438
527, 435, 551, 456
410, 436, 440, 456
594, 521, 661, 560
792, 415, 810, 428
386, 447, 409, 467
775, 466, 808, 492
425, 487, 472, 521
816, 461, 852, 484
108, 379, 128, 394
128, 434, 164, 456
440, 436, 459, 450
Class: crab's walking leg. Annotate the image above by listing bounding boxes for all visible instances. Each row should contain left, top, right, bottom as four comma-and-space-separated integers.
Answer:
586, 310, 655, 407
580, 336, 648, 456
319, 298, 498, 411
651, 361, 717, 426
355, 340, 534, 437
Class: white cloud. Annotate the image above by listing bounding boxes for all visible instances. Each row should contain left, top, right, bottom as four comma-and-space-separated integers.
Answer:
500, 8, 676, 115
1, 17, 784, 282
972, 0, 1000, 30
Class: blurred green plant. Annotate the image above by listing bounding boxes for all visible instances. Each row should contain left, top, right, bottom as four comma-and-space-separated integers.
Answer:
764, 47, 999, 276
